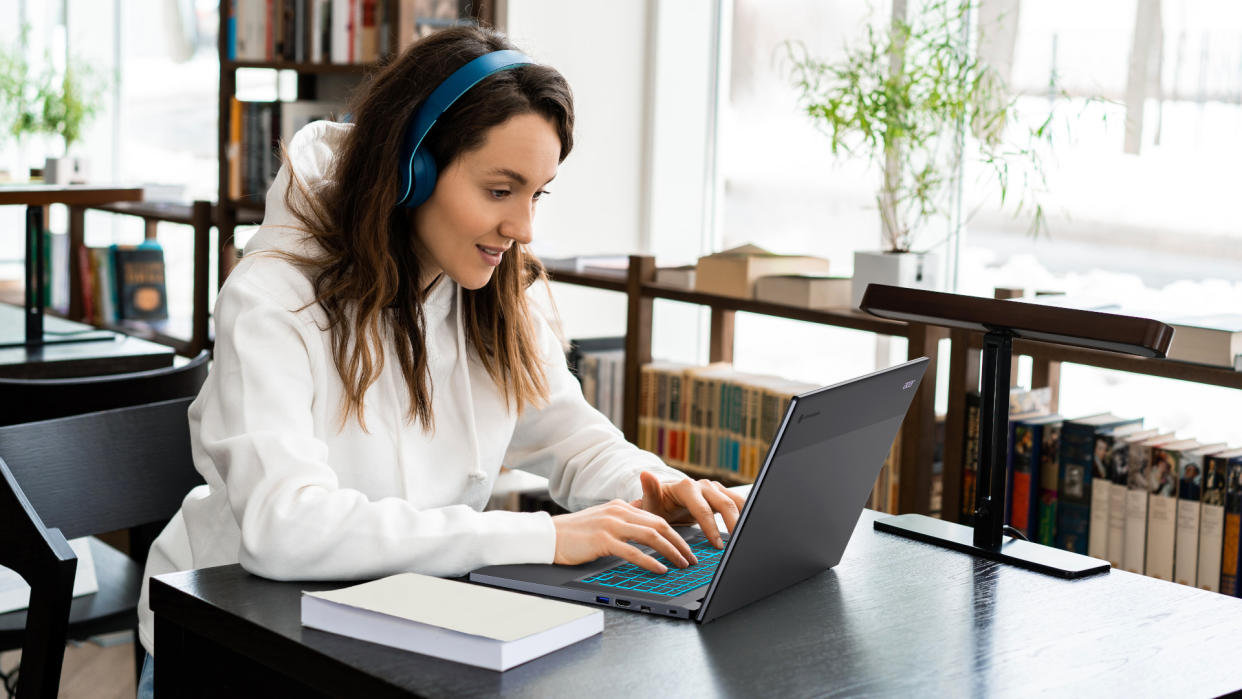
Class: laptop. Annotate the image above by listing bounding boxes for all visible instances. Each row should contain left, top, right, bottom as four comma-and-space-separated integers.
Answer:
470, 357, 929, 624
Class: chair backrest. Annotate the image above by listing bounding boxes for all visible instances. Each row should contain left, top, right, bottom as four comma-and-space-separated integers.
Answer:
0, 397, 203, 541
0, 457, 77, 699
0, 349, 210, 426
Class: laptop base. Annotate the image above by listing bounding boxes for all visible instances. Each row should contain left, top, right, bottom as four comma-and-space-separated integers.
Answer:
874, 513, 1110, 579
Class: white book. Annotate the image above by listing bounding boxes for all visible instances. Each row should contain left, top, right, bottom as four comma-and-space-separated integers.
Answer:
1107, 429, 1158, 567
330, 0, 351, 63
301, 573, 603, 671
309, 0, 326, 63
0, 537, 99, 614
1123, 433, 1175, 574
1173, 444, 1228, 586
1145, 440, 1200, 581
1199, 448, 1242, 592
1088, 425, 1145, 562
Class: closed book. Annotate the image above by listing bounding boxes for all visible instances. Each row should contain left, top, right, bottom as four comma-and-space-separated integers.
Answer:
301, 573, 602, 671
1123, 433, 1176, 574
1088, 424, 1146, 562
1055, 414, 1141, 555
694, 244, 831, 300
1220, 450, 1242, 596
1035, 421, 1064, 546
1011, 415, 1062, 539
753, 275, 852, 309
1145, 440, 1202, 581
1004, 409, 1049, 529
1173, 444, 1226, 586
1104, 428, 1158, 567
1198, 449, 1239, 592
654, 265, 696, 290
112, 245, 169, 321
961, 391, 982, 524
1164, 314, 1242, 367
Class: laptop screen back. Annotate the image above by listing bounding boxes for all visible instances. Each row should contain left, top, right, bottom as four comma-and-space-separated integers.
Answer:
696, 358, 928, 623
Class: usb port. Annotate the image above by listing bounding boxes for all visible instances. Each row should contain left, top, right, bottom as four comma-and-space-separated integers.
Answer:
615, 599, 631, 607
596, 596, 610, 604
640, 605, 651, 612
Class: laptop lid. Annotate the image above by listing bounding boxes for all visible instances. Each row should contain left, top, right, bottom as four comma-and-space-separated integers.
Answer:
695, 357, 928, 623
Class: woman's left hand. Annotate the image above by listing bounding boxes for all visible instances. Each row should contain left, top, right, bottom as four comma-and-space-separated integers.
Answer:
630, 471, 747, 549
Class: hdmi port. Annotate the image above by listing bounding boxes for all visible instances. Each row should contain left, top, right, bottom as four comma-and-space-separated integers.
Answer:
615, 599, 631, 607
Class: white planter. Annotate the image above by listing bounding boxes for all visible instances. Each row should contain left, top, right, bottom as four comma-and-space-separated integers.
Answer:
44, 156, 91, 184
851, 250, 940, 309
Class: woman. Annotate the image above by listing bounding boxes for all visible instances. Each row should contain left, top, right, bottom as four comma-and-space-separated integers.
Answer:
135, 25, 743, 693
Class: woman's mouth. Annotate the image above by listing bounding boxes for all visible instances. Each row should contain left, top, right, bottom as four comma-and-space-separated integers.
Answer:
477, 245, 504, 266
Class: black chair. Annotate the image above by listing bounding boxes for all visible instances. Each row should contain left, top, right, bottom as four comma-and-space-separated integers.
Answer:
0, 351, 209, 695
0, 398, 203, 698
0, 349, 210, 426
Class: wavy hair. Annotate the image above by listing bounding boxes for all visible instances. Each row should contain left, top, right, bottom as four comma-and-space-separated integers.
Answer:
278, 25, 574, 431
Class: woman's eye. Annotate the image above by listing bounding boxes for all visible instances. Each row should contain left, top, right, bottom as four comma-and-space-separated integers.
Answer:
489, 189, 510, 200
533, 190, 550, 202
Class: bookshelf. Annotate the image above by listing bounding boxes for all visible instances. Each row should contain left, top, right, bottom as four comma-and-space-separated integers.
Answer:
214, 1, 497, 282
548, 255, 947, 514
941, 309, 1242, 524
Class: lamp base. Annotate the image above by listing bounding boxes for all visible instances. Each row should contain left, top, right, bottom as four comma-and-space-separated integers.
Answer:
874, 513, 1110, 579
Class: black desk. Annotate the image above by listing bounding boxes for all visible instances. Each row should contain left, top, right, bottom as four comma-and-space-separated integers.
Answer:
151, 510, 1242, 697
0, 304, 174, 378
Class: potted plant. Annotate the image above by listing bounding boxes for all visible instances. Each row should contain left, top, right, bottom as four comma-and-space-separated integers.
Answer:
786, 0, 1052, 307
0, 31, 51, 182
40, 61, 103, 184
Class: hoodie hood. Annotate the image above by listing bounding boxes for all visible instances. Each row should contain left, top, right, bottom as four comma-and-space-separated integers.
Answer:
245, 119, 352, 259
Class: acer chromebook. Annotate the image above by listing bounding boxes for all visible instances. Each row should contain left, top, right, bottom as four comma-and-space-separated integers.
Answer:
470, 357, 929, 624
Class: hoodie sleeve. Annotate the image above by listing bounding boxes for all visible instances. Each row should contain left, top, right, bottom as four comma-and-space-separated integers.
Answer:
502, 310, 689, 512
193, 261, 557, 582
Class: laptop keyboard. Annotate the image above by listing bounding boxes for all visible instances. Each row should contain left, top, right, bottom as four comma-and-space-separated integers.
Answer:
579, 535, 727, 598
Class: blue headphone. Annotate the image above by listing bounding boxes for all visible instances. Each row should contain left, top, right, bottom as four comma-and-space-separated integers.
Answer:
395, 49, 534, 209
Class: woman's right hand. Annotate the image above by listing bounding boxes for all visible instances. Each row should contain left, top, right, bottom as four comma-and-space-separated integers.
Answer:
552, 500, 699, 574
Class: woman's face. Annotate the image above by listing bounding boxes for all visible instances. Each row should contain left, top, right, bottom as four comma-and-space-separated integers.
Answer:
413, 112, 560, 290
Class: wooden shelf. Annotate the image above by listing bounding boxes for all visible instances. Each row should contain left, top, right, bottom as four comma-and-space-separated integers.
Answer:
547, 255, 943, 514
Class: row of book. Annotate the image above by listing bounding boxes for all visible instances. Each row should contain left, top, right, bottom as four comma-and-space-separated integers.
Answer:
226, 98, 342, 200
228, 0, 387, 64
962, 393, 1242, 594
76, 243, 169, 325
566, 338, 901, 512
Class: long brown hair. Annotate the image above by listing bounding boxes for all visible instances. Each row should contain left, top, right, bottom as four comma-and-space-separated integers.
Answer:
279, 26, 574, 431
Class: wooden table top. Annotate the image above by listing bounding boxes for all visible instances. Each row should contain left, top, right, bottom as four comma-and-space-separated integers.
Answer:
152, 510, 1242, 697
0, 184, 143, 207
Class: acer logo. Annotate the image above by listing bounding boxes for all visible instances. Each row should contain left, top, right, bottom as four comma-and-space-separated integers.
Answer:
797, 410, 821, 424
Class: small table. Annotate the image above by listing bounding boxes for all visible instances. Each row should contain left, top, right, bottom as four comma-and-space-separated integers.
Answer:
0, 303, 173, 378
0, 184, 143, 348
151, 510, 1242, 697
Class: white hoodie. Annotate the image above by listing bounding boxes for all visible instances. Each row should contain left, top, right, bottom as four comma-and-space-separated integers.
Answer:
137, 121, 684, 655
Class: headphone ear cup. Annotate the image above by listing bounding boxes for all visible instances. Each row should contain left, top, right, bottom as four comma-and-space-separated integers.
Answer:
405, 148, 439, 209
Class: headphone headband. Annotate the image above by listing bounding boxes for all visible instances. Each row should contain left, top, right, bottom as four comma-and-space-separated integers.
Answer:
396, 49, 534, 208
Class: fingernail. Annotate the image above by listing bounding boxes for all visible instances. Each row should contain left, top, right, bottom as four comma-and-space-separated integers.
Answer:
659, 565, 668, 574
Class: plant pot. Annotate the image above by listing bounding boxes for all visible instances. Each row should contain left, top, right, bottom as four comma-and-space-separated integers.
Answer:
851, 250, 940, 309
44, 156, 91, 184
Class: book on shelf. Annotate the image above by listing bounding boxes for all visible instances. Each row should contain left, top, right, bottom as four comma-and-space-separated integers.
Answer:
1219, 450, 1242, 595
113, 244, 169, 322
300, 573, 603, 671
1054, 414, 1142, 556
694, 244, 831, 300
1123, 432, 1177, 574
654, 265, 696, 290
1105, 428, 1160, 568
229, 0, 399, 64
541, 254, 629, 275
1010, 414, 1063, 539
1035, 419, 1064, 546
753, 275, 852, 309
1145, 439, 1202, 581
1003, 406, 1052, 527
1086, 424, 1148, 562
1173, 443, 1228, 587
958, 386, 1050, 526
1198, 448, 1239, 592
1164, 314, 1242, 368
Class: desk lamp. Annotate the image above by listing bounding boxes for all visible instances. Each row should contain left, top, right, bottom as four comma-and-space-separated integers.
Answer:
860, 284, 1174, 578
